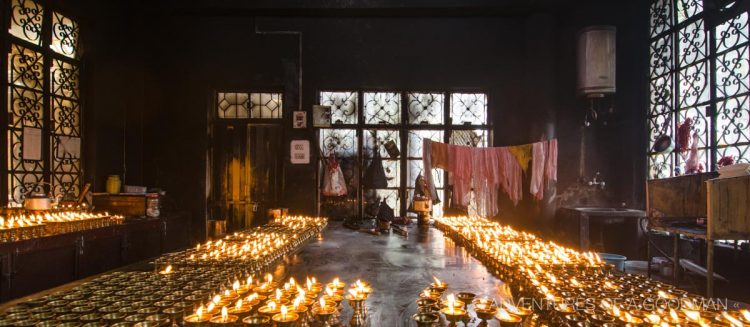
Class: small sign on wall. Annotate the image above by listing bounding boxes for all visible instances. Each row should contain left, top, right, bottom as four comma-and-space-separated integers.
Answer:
290, 140, 310, 164
293, 111, 307, 129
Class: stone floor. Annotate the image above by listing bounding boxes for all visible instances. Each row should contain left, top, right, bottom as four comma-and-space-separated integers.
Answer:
268, 222, 511, 327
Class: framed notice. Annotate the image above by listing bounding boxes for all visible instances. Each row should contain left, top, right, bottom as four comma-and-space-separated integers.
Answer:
293, 111, 307, 128
290, 140, 310, 164
312, 105, 331, 127
22, 127, 42, 160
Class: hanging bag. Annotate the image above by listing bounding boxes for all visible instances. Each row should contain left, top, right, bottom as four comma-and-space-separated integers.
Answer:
322, 155, 348, 196
363, 150, 388, 189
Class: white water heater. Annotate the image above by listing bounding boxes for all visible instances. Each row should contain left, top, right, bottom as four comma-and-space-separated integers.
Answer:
577, 26, 616, 97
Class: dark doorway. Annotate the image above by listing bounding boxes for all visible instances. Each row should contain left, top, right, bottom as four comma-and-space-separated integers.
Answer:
210, 123, 282, 231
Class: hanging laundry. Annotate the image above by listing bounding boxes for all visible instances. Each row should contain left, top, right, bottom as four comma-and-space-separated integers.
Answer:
449, 144, 474, 207
421, 139, 441, 204
498, 147, 523, 206
545, 139, 558, 185
530, 141, 546, 201
508, 144, 533, 172
421, 138, 557, 217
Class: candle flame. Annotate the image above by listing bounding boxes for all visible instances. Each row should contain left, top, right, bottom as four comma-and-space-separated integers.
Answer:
612, 305, 621, 317
289, 277, 295, 286
497, 308, 511, 320
207, 303, 215, 313
684, 309, 701, 322
293, 297, 301, 309
658, 290, 670, 299
645, 314, 661, 324
276, 289, 283, 299
221, 306, 228, 320
333, 277, 340, 285
433, 276, 442, 285
197, 306, 204, 318
162, 265, 172, 274
325, 287, 333, 297
266, 273, 273, 283
246, 276, 252, 286
280, 305, 287, 317
268, 301, 276, 310
307, 278, 312, 290
502, 301, 520, 314
721, 312, 743, 326
233, 280, 240, 291
670, 309, 679, 321
741, 309, 750, 321
235, 299, 243, 310
320, 298, 326, 308
447, 293, 455, 308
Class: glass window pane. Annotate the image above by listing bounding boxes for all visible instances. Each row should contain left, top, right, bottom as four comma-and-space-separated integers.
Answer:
677, 106, 710, 149
449, 129, 489, 147
651, 34, 673, 77
678, 19, 707, 68
678, 61, 709, 107
364, 189, 400, 216
407, 130, 443, 158
50, 12, 80, 58
51, 136, 81, 198
407, 93, 443, 125
648, 114, 673, 152
649, 153, 674, 179
8, 0, 43, 45
8, 44, 44, 91
8, 87, 45, 129
650, 0, 673, 38
320, 91, 358, 124
407, 160, 443, 188
319, 129, 357, 157
676, 148, 708, 173
52, 97, 80, 136
217, 92, 249, 118
715, 12, 748, 53
717, 95, 750, 146
717, 145, 750, 164
364, 129, 399, 158
715, 45, 749, 99
650, 74, 674, 116
364, 92, 400, 125
676, 0, 702, 23
51, 59, 80, 99
362, 159, 400, 188
450, 93, 487, 125
250, 93, 282, 119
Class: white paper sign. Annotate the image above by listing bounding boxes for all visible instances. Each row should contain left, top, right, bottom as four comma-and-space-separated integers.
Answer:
57, 136, 81, 159
22, 127, 42, 160
290, 140, 310, 164
293, 111, 307, 129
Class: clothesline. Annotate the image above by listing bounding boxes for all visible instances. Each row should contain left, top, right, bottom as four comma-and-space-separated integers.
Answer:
422, 138, 558, 218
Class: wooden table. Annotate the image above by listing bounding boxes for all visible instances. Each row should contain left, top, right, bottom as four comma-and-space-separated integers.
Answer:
0, 213, 190, 302
647, 225, 719, 296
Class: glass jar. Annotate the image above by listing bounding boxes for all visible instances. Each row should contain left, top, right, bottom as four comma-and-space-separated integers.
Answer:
146, 194, 160, 218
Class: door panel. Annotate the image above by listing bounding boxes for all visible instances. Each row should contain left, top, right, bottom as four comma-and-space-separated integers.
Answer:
211, 124, 281, 231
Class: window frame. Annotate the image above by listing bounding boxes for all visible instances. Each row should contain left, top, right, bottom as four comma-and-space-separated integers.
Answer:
1, 0, 84, 206
648, 0, 750, 180
315, 89, 493, 218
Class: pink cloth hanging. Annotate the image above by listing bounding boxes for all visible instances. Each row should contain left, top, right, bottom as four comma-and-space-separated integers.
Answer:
449, 145, 474, 207
421, 139, 555, 217
545, 139, 558, 185
530, 141, 546, 200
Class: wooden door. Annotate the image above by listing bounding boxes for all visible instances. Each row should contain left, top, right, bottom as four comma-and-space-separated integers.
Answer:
211, 124, 282, 231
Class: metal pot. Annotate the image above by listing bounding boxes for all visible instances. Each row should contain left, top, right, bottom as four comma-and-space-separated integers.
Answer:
24, 193, 52, 211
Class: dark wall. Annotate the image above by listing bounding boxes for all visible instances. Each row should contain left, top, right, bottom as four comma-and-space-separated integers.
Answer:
78, 1, 648, 241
